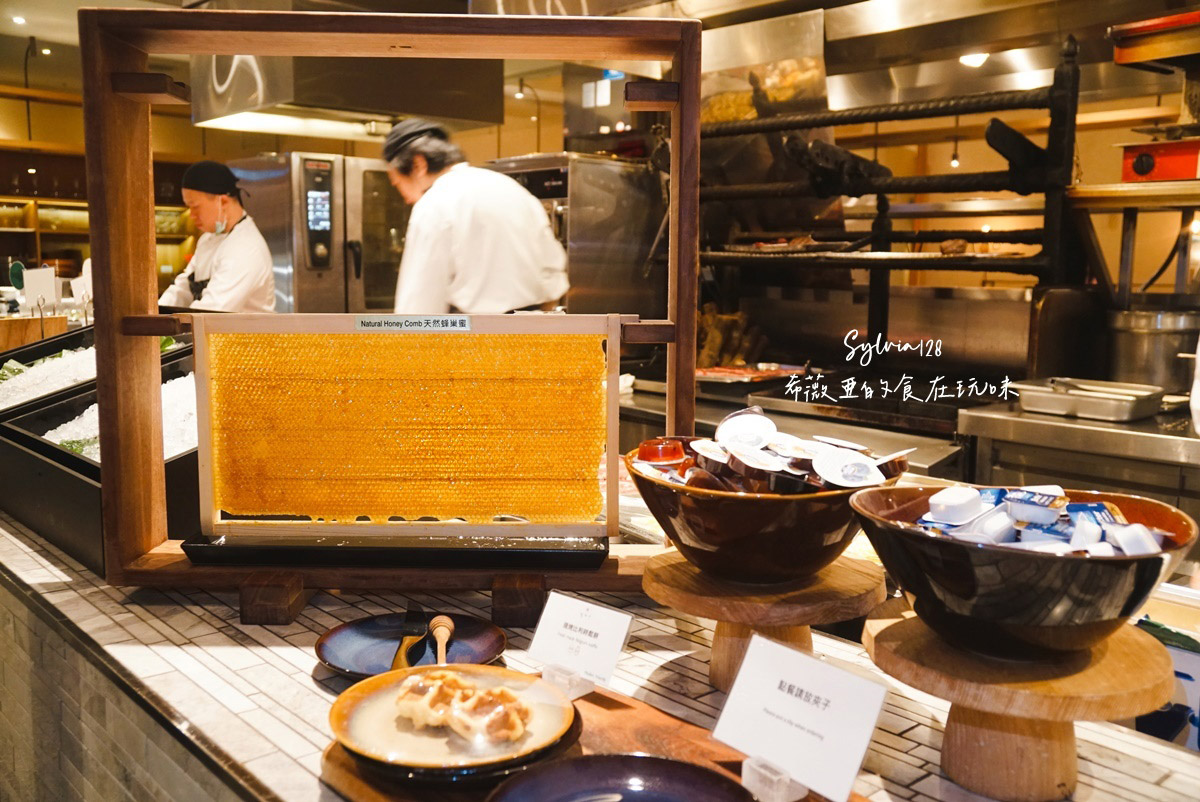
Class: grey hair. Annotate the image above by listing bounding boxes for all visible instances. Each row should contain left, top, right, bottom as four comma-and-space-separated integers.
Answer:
388, 135, 464, 175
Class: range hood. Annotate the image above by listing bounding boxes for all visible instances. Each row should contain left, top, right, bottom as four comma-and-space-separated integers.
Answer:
471, 0, 1184, 107
189, 0, 503, 141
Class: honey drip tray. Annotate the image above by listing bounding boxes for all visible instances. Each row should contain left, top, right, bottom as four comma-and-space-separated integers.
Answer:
180, 532, 609, 570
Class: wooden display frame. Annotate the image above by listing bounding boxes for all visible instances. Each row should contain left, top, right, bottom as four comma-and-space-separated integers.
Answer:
79, 9, 699, 613
191, 312, 623, 541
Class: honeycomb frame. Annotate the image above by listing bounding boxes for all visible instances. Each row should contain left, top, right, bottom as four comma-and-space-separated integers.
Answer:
192, 314, 622, 541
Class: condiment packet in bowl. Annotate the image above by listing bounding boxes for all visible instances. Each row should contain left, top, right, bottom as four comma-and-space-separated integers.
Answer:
1005, 490, 1068, 525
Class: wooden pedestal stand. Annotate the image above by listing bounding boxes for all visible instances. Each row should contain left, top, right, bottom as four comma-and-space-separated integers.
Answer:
863, 603, 1174, 802
643, 551, 885, 692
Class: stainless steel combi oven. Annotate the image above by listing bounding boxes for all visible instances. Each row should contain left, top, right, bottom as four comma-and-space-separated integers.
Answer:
486, 152, 667, 320
230, 152, 409, 313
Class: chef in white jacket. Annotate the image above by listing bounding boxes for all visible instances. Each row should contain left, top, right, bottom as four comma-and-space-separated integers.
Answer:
159, 160, 275, 312
383, 119, 568, 314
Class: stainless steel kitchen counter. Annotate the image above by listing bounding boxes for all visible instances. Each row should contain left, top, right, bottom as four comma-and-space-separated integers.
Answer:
959, 403, 1200, 466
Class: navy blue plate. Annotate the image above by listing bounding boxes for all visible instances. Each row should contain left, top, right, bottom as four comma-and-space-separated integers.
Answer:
316, 612, 506, 680
484, 754, 756, 802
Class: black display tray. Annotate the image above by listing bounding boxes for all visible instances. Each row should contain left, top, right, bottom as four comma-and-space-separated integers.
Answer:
0, 350, 200, 575
0, 324, 193, 423
0, 325, 95, 422
0, 323, 93, 363
181, 531, 610, 570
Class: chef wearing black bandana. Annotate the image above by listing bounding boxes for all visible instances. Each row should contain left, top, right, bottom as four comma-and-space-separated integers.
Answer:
159, 160, 275, 312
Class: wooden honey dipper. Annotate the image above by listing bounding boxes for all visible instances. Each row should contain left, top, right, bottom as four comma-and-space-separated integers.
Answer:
430, 615, 455, 665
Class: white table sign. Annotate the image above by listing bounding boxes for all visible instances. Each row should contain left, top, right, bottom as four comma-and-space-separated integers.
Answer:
713, 634, 887, 802
23, 266, 58, 307
528, 591, 633, 685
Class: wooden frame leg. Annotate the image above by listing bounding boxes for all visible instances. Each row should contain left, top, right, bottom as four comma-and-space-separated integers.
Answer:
942, 705, 1076, 802
710, 621, 813, 693
491, 574, 547, 627
239, 571, 311, 625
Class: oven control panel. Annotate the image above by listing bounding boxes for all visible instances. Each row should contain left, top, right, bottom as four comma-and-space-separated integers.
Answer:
508, 167, 568, 200
302, 159, 334, 269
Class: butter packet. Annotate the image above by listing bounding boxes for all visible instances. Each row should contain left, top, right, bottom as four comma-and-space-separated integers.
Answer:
952, 506, 1017, 544
1066, 501, 1127, 527
1103, 523, 1165, 556
979, 488, 1008, 506
1005, 489, 1068, 525
1019, 519, 1073, 543
999, 540, 1073, 554
919, 487, 1008, 531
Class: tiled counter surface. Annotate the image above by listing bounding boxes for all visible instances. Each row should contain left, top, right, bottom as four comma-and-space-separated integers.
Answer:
0, 510, 1197, 802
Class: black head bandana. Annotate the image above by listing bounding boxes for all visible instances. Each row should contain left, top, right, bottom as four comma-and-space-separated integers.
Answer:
182, 160, 241, 198
383, 118, 449, 164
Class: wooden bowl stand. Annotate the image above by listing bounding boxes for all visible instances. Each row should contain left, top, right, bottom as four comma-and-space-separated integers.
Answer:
643, 551, 886, 692
863, 601, 1174, 802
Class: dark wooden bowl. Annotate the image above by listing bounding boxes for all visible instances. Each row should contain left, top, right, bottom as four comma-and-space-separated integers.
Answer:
850, 486, 1197, 660
625, 449, 893, 585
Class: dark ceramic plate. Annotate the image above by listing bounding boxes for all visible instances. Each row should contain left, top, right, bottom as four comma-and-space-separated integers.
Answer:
316, 612, 506, 680
485, 754, 756, 802
850, 486, 1197, 660
349, 703, 583, 788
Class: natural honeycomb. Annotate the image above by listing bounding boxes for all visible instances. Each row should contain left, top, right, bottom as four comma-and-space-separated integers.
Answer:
205, 332, 607, 523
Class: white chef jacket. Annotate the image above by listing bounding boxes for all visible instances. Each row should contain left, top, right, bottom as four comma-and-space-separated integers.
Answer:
393, 163, 568, 314
160, 215, 275, 312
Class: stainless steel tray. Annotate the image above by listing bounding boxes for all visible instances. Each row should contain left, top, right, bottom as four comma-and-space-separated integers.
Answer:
1010, 377, 1165, 422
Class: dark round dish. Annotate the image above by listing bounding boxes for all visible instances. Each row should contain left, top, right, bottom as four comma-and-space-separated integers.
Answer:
850, 486, 1197, 660
484, 754, 756, 802
316, 612, 506, 680
626, 448, 896, 584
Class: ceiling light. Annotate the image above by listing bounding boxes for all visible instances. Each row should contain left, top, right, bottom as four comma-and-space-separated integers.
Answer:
26, 167, 36, 174
12, 16, 25, 25
598, 125, 611, 135
959, 53, 989, 68
1191, 218, 1200, 235
514, 90, 524, 99
530, 115, 537, 121
40, 48, 50, 55
195, 111, 385, 142
981, 224, 991, 233
950, 118, 961, 169
1012, 70, 1047, 90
